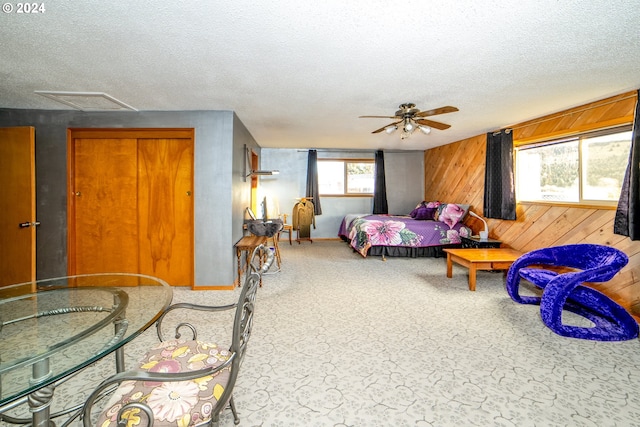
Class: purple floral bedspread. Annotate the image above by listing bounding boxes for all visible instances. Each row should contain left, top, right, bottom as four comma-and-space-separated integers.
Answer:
338, 214, 472, 257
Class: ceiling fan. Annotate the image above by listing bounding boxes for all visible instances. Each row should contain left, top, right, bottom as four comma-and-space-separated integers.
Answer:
360, 103, 458, 139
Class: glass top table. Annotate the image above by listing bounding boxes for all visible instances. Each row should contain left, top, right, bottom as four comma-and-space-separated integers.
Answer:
0, 273, 173, 426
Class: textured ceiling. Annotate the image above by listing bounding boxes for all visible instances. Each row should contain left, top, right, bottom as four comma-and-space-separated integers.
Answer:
1, 1, 639, 151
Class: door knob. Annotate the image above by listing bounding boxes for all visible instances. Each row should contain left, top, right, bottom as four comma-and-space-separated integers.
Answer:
18, 221, 40, 228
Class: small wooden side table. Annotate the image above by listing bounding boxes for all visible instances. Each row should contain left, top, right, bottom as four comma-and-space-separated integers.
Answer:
461, 236, 502, 248
443, 248, 522, 291
235, 235, 267, 286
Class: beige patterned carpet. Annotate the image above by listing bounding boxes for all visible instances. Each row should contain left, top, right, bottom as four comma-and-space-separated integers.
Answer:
5, 240, 640, 427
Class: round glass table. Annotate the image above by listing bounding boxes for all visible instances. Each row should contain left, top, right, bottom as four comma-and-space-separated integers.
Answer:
0, 273, 173, 426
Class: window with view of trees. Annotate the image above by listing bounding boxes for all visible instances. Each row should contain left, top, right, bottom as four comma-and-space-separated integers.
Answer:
516, 126, 632, 205
318, 159, 374, 195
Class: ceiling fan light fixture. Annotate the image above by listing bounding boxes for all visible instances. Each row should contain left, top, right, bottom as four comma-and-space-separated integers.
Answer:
418, 125, 431, 135
384, 125, 398, 134
360, 102, 458, 138
403, 120, 414, 133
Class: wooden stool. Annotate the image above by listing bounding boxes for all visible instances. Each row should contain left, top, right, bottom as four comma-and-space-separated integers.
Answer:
235, 235, 267, 286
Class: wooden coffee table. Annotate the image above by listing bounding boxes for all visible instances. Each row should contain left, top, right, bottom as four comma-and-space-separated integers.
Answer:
443, 248, 523, 291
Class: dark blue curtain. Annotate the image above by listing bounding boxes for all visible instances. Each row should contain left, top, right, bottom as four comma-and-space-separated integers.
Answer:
373, 150, 388, 214
305, 150, 322, 215
483, 129, 516, 220
614, 90, 640, 240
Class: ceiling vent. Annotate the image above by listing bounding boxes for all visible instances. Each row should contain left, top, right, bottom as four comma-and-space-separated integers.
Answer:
34, 91, 138, 111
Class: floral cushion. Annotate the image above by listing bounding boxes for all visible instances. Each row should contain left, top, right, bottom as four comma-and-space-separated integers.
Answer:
97, 339, 231, 427
436, 203, 469, 228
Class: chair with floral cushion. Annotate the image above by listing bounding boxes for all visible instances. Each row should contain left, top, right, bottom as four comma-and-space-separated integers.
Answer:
82, 245, 274, 427
506, 243, 638, 341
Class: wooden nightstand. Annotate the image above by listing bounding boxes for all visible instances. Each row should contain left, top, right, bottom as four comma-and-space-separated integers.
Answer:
461, 236, 502, 249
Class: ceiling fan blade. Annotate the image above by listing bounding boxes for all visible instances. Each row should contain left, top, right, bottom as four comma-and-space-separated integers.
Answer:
372, 120, 401, 134
359, 115, 399, 119
415, 118, 451, 130
414, 106, 459, 117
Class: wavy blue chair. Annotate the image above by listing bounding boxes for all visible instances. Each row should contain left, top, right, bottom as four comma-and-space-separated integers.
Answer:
506, 244, 638, 341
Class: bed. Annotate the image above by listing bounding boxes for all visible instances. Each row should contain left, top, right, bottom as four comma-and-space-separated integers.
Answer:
338, 202, 473, 259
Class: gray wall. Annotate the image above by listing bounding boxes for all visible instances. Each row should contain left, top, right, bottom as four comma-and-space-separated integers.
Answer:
259, 149, 424, 239
0, 109, 253, 287
231, 114, 261, 248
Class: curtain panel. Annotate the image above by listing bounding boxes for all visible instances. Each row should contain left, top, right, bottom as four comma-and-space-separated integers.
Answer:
373, 150, 389, 214
483, 129, 516, 220
614, 90, 640, 240
305, 150, 322, 215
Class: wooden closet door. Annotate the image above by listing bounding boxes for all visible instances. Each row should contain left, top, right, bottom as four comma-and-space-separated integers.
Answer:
68, 129, 194, 286
138, 138, 194, 286
71, 137, 140, 274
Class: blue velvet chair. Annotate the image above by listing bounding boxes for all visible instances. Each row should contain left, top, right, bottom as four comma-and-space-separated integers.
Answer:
506, 244, 639, 341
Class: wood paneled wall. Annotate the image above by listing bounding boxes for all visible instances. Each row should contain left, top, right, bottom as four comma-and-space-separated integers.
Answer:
424, 91, 640, 318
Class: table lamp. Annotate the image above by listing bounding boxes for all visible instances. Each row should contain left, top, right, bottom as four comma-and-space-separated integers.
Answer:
469, 211, 489, 241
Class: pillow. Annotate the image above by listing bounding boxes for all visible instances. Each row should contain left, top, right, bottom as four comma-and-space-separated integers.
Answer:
437, 203, 469, 228
410, 206, 438, 220
409, 201, 425, 218
456, 204, 470, 219
410, 201, 439, 220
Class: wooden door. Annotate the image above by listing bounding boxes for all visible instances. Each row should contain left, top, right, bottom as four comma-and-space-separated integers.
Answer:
68, 129, 194, 286
70, 137, 140, 274
0, 127, 36, 286
138, 138, 194, 286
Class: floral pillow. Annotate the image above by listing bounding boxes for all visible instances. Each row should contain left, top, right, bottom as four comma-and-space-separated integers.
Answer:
437, 203, 469, 228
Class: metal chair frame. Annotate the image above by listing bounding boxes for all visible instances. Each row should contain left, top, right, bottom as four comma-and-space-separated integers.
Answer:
82, 246, 274, 426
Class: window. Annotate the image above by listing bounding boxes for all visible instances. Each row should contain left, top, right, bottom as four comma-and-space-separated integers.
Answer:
318, 159, 374, 195
516, 127, 632, 205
